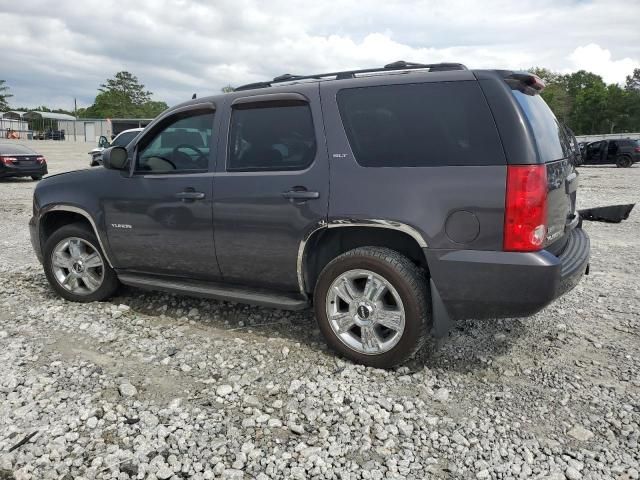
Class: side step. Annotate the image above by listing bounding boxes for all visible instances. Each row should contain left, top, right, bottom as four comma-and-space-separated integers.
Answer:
117, 273, 309, 311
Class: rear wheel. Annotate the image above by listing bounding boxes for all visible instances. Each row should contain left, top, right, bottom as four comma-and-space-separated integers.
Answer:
314, 247, 430, 368
31, 176, 42, 181
616, 155, 632, 168
43, 223, 119, 302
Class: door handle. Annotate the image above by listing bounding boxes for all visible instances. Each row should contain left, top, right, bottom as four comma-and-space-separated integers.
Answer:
175, 191, 205, 201
282, 190, 320, 200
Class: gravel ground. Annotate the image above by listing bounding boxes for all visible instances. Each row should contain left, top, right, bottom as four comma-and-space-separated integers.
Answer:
0, 141, 638, 480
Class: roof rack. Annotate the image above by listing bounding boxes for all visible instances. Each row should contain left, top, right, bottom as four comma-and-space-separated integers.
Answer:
234, 60, 468, 91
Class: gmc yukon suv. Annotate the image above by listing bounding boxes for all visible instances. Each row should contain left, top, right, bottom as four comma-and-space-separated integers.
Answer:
29, 61, 590, 368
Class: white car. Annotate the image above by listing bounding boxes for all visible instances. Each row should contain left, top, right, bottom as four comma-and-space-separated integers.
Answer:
88, 128, 143, 167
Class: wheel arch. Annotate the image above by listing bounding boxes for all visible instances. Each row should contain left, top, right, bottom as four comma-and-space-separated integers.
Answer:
299, 221, 429, 296
39, 205, 114, 267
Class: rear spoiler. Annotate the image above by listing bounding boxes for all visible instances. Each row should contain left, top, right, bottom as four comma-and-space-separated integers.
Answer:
498, 70, 545, 95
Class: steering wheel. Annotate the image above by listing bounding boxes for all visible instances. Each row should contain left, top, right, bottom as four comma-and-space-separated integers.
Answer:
146, 156, 177, 171
172, 144, 207, 163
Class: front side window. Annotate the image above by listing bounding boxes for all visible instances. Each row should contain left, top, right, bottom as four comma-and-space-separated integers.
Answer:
136, 111, 214, 173
227, 102, 316, 171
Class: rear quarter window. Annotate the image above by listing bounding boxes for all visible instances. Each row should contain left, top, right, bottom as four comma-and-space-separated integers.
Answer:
511, 91, 571, 163
336, 81, 505, 167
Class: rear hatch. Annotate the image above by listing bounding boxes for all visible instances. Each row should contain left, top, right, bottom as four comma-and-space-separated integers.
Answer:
509, 80, 577, 255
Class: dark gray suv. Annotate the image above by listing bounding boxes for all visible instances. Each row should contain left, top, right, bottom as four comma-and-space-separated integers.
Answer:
29, 61, 590, 367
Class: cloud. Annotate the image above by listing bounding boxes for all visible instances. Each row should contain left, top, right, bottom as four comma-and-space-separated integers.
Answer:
567, 44, 637, 85
0, 0, 638, 109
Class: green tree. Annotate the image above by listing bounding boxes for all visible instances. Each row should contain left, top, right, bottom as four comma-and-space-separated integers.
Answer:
529, 68, 572, 123
625, 68, 640, 91
81, 72, 167, 118
99, 71, 152, 105
221, 85, 235, 93
0, 79, 12, 111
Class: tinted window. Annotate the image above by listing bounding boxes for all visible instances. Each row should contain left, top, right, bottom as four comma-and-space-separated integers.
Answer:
511, 90, 571, 163
0, 143, 35, 155
112, 131, 139, 148
337, 81, 505, 167
227, 103, 316, 171
136, 112, 213, 173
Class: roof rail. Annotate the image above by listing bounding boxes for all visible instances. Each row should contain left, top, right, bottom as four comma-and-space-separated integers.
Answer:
234, 61, 468, 91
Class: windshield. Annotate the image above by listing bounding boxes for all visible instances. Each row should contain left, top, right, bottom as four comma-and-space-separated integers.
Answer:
112, 131, 139, 147
511, 90, 572, 163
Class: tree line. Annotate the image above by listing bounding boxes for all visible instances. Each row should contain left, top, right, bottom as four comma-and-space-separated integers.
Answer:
2, 68, 640, 134
0, 72, 168, 119
531, 67, 640, 135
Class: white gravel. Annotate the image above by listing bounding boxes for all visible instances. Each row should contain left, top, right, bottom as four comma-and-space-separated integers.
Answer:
0, 141, 639, 479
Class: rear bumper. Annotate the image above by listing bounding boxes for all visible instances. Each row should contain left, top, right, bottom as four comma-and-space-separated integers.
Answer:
426, 227, 590, 320
0, 165, 47, 178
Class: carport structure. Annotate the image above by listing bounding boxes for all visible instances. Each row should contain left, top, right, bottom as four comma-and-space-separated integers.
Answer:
0, 111, 28, 138
22, 111, 75, 140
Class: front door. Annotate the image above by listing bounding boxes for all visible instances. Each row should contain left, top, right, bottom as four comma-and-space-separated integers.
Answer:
104, 107, 221, 280
212, 89, 329, 292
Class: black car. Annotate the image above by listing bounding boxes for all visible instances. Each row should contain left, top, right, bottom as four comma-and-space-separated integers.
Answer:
29, 62, 589, 367
0, 143, 48, 180
581, 139, 640, 167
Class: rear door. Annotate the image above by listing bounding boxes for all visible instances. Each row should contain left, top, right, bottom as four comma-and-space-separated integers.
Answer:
212, 88, 329, 292
510, 89, 577, 251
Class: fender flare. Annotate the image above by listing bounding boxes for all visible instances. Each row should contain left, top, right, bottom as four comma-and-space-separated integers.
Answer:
296, 218, 429, 296
39, 205, 114, 268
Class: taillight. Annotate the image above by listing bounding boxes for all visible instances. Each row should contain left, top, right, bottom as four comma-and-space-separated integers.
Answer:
1, 156, 17, 165
504, 165, 548, 252
634, 147, 640, 153
36, 156, 46, 164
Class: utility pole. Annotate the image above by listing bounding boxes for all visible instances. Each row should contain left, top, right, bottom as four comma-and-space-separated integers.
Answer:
74, 98, 77, 142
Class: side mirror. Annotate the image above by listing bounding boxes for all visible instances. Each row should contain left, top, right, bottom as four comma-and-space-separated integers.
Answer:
98, 135, 110, 148
102, 147, 128, 170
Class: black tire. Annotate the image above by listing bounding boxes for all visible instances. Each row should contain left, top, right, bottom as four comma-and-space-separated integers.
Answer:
31, 176, 42, 181
313, 247, 431, 368
43, 223, 119, 303
616, 155, 632, 168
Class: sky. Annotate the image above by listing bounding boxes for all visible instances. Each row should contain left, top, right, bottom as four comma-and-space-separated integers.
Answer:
1, 0, 639, 110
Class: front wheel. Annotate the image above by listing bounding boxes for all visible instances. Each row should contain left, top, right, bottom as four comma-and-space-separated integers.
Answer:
31, 176, 42, 181
314, 247, 431, 368
43, 223, 119, 302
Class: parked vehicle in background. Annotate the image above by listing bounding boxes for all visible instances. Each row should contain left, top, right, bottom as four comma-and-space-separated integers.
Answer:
0, 143, 47, 180
33, 130, 65, 141
30, 61, 590, 367
581, 139, 639, 168
89, 128, 143, 166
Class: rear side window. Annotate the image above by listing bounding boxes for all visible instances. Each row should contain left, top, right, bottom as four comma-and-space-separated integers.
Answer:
511, 91, 571, 163
336, 81, 505, 167
227, 103, 316, 172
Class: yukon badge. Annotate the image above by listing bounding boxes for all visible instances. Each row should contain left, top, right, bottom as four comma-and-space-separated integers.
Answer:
111, 223, 132, 229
